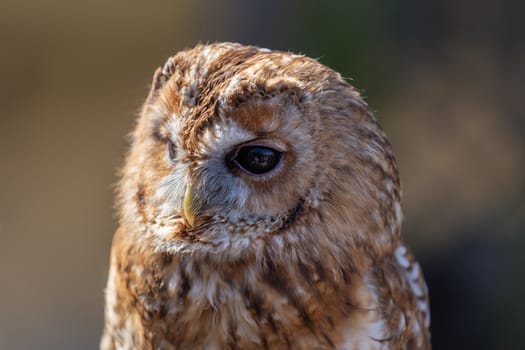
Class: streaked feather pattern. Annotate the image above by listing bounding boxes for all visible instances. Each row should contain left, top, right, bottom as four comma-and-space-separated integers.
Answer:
101, 42, 431, 349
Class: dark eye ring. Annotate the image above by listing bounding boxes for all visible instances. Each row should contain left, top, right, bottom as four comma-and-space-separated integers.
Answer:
228, 145, 284, 176
167, 139, 177, 162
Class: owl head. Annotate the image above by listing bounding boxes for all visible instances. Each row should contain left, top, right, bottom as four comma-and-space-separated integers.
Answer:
118, 43, 402, 263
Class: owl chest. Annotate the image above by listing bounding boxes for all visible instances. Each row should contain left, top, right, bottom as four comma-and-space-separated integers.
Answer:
130, 264, 315, 348
122, 256, 391, 349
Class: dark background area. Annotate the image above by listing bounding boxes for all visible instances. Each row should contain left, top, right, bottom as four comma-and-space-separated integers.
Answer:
1, 1, 524, 349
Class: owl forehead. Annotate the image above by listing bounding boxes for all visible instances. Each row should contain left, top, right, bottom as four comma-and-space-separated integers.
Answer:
158, 44, 322, 155
165, 91, 304, 159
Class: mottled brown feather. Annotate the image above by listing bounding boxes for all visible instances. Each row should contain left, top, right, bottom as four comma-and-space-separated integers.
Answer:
101, 42, 431, 349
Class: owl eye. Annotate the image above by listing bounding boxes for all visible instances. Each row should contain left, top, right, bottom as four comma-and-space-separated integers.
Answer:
167, 139, 177, 162
230, 145, 284, 176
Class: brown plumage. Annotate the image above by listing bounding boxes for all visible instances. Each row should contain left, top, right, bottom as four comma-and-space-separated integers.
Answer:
101, 42, 431, 349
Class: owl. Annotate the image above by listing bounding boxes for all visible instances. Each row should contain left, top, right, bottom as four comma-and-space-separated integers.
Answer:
101, 42, 430, 349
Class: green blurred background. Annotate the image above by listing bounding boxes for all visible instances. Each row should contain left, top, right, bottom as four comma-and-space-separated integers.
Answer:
1, 0, 524, 349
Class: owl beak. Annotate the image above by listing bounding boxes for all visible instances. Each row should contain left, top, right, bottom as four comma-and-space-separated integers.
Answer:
183, 182, 195, 227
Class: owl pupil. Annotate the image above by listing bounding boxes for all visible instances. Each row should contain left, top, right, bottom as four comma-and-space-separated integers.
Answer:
232, 146, 282, 175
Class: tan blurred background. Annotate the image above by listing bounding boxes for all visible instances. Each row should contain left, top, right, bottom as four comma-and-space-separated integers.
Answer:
1, 1, 524, 349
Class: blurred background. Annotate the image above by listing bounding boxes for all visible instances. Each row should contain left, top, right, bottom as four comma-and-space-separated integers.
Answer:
1, 0, 524, 348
